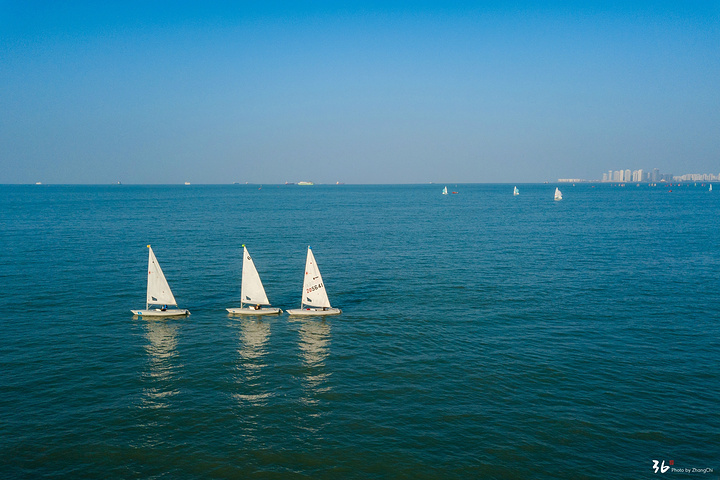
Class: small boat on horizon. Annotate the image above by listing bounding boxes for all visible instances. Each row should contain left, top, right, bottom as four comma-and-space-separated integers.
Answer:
298, 181, 314, 186
132, 245, 189, 317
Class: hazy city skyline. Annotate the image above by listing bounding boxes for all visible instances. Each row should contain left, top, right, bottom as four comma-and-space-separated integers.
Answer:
2, 2, 719, 184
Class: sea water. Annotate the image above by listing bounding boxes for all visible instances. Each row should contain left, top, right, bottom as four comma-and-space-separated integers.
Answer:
1, 183, 718, 479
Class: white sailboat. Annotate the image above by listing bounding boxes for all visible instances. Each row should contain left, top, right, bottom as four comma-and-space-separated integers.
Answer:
710, 184, 713, 191
286, 247, 342, 316
227, 245, 282, 315
554, 187, 563, 201
442, 186, 448, 195
513, 186, 519, 196
132, 245, 189, 317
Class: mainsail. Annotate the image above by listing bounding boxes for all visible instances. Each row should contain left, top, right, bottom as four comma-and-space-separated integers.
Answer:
301, 247, 331, 308
241, 245, 270, 306
146, 245, 177, 307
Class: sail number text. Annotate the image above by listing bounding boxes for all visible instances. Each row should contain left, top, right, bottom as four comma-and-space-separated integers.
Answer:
306, 283, 323, 293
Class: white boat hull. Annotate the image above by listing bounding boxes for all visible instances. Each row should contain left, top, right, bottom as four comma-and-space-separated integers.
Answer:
132, 308, 190, 317
286, 307, 342, 316
226, 307, 282, 315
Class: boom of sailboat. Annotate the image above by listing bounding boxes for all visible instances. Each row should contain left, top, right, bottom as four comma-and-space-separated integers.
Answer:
132, 245, 341, 317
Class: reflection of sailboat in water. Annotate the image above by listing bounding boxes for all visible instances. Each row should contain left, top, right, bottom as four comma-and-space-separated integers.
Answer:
141, 319, 180, 409
238, 320, 271, 363
234, 320, 272, 406
296, 319, 332, 405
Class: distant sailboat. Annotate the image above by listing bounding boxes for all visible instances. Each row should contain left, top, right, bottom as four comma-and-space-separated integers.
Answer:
554, 187, 563, 201
442, 186, 448, 195
227, 245, 282, 315
710, 184, 713, 192
513, 186, 519, 196
132, 245, 189, 317
286, 247, 341, 316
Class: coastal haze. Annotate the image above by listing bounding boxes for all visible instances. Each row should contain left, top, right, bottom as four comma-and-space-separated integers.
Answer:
1, 2, 719, 184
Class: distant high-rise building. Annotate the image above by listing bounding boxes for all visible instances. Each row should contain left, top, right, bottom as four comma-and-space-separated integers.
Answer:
608, 170, 613, 182
625, 169, 631, 182
637, 169, 644, 182
652, 168, 660, 182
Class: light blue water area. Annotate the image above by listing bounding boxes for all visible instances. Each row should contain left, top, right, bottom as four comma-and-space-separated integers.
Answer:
1, 183, 719, 479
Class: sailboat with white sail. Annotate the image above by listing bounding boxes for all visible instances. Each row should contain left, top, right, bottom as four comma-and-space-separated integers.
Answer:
442, 186, 448, 195
286, 247, 341, 316
513, 186, 519, 196
132, 245, 189, 317
227, 245, 282, 315
554, 187, 563, 201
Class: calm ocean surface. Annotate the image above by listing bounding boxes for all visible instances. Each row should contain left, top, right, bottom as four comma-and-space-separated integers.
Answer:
1, 183, 719, 479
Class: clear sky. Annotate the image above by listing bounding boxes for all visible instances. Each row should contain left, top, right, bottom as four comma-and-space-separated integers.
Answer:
1, 1, 718, 184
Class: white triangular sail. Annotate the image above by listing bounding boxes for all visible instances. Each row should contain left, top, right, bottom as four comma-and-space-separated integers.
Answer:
513, 186, 519, 195
301, 247, 332, 308
146, 246, 177, 307
442, 186, 448, 195
554, 187, 562, 200
240, 245, 270, 306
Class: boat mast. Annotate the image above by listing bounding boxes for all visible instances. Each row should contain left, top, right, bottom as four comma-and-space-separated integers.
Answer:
240, 244, 245, 310
146, 245, 151, 310
301, 246, 309, 309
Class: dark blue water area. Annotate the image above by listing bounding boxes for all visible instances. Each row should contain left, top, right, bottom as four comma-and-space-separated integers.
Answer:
1, 183, 719, 479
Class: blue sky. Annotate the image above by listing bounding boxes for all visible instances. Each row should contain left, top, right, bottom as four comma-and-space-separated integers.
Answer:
1, 1, 718, 184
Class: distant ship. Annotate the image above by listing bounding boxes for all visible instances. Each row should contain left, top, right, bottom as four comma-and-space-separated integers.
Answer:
298, 181, 314, 186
